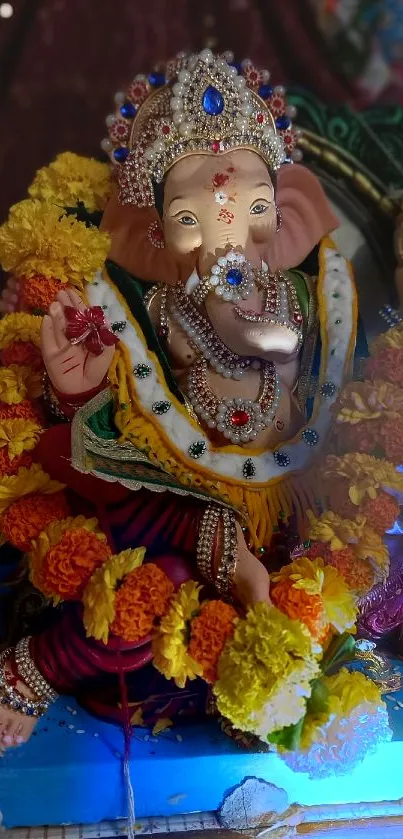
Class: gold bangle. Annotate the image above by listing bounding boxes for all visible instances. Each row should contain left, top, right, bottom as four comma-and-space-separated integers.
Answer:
197, 504, 221, 584
215, 508, 238, 602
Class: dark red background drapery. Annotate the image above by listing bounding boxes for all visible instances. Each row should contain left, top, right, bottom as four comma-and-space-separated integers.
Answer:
0, 0, 355, 221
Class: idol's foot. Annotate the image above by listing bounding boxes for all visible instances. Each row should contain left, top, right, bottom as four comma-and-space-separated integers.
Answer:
0, 706, 37, 748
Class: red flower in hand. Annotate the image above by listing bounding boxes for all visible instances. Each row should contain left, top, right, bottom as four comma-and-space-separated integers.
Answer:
64, 306, 119, 357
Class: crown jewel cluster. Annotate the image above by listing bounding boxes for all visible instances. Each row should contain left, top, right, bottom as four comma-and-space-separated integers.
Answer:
101, 49, 301, 208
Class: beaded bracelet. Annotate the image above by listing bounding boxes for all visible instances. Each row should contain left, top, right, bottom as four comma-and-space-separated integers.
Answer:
0, 649, 52, 718
197, 504, 221, 584
215, 508, 238, 602
15, 637, 58, 703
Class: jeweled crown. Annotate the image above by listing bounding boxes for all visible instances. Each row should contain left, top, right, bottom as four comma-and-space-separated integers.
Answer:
102, 49, 300, 208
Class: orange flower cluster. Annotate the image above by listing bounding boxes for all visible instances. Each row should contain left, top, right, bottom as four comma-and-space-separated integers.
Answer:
111, 563, 174, 643
0, 341, 43, 371
40, 527, 111, 600
378, 416, 403, 465
327, 480, 357, 520
271, 578, 326, 642
361, 492, 399, 534
2, 491, 70, 552
0, 447, 32, 477
334, 420, 380, 456
20, 274, 63, 312
0, 399, 41, 421
189, 600, 237, 683
306, 542, 375, 596
365, 347, 403, 388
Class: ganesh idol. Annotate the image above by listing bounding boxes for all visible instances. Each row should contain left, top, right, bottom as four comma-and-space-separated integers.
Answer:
0, 49, 389, 755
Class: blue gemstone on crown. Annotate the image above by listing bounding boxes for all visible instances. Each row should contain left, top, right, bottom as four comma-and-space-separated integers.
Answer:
202, 86, 224, 116
275, 115, 291, 130
258, 84, 273, 99
113, 147, 129, 163
149, 72, 166, 87
226, 268, 243, 286
120, 102, 136, 119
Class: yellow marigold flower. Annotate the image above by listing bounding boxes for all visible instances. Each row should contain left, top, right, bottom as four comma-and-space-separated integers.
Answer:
214, 603, 320, 741
371, 322, 403, 353
0, 418, 42, 459
323, 453, 403, 506
0, 463, 64, 516
307, 511, 389, 583
0, 313, 42, 350
152, 581, 203, 689
0, 364, 42, 405
83, 547, 146, 643
334, 380, 403, 425
272, 556, 357, 636
29, 152, 112, 212
0, 199, 110, 290
29, 515, 103, 592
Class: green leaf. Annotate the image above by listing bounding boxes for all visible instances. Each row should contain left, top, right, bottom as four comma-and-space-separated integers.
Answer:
306, 679, 329, 715
321, 632, 356, 675
267, 717, 304, 751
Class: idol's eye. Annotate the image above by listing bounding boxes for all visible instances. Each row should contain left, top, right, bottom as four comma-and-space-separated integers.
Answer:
250, 202, 269, 216
177, 214, 197, 226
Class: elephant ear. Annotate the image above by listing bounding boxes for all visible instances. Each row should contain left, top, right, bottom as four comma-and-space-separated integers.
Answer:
266, 164, 340, 271
100, 188, 195, 285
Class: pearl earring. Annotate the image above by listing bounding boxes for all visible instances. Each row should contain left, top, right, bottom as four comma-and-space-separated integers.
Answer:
148, 220, 165, 249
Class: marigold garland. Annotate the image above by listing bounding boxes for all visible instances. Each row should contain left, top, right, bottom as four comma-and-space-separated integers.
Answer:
307, 510, 389, 581
33, 524, 111, 601
83, 547, 147, 643
0, 463, 64, 516
271, 556, 357, 642
322, 453, 403, 506
361, 492, 400, 534
152, 581, 203, 689
0, 364, 42, 405
0, 399, 41, 421
2, 491, 70, 553
29, 152, 112, 212
111, 563, 174, 644
0, 199, 110, 291
188, 600, 238, 684
0, 418, 42, 460
214, 602, 320, 740
0, 341, 43, 370
0, 448, 33, 478
20, 274, 64, 313
0, 313, 42, 349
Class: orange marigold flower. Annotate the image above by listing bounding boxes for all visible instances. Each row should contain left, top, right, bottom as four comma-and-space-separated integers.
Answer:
361, 492, 399, 535
2, 491, 70, 552
334, 420, 380, 456
111, 563, 174, 643
378, 416, 403, 465
326, 546, 375, 595
40, 527, 110, 600
20, 274, 63, 313
0, 341, 43, 370
306, 541, 331, 561
365, 348, 403, 388
271, 578, 326, 642
0, 399, 41, 421
0, 448, 32, 477
188, 600, 238, 684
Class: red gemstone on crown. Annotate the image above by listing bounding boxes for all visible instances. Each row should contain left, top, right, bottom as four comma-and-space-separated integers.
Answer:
257, 113, 264, 124
293, 312, 303, 324
231, 409, 250, 427
211, 140, 220, 153
162, 124, 170, 135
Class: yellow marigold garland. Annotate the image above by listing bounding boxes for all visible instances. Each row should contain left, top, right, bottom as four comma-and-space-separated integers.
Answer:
83, 547, 146, 643
0, 364, 43, 404
0, 312, 42, 349
0, 418, 42, 459
28, 152, 112, 212
152, 581, 204, 688
322, 452, 403, 506
0, 199, 110, 290
0, 464, 64, 517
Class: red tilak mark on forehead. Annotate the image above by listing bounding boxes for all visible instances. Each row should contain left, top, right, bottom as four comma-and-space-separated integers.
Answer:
217, 207, 235, 225
212, 172, 229, 189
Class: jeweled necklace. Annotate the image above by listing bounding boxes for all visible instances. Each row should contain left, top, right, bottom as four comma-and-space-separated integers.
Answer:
188, 357, 281, 444
170, 287, 255, 380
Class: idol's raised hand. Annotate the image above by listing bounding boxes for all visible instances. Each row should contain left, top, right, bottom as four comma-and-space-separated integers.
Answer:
41, 288, 116, 396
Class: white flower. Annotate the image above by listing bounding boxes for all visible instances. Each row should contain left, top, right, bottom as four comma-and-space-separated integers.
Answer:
214, 191, 228, 205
